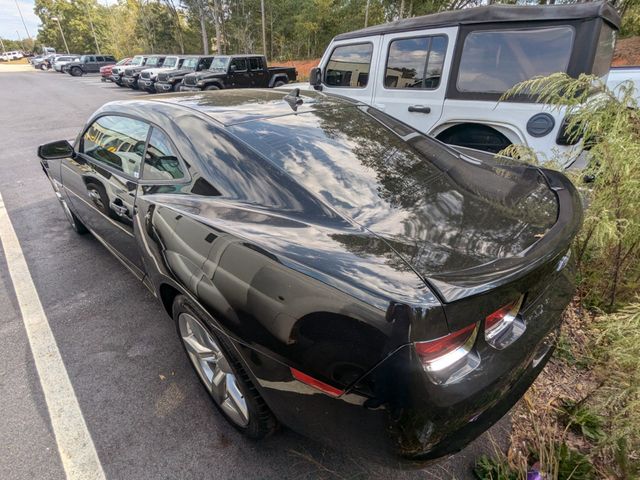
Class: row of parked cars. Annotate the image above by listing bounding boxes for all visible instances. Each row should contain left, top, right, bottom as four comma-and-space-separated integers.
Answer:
0, 50, 26, 61
37, 51, 298, 93
104, 54, 297, 93
33, 53, 117, 74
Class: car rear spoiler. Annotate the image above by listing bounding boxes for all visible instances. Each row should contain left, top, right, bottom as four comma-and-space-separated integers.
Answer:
425, 168, 583, 304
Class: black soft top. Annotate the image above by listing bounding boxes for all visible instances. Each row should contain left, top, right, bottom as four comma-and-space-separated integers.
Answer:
334, 1, 620, 41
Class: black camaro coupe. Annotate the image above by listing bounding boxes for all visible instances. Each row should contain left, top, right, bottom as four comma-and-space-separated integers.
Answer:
38, 89, 581, 465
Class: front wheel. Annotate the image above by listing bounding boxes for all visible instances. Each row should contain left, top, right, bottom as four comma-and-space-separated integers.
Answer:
59, 197, 88, 234
70, 67, 83, 77
173, 295, 277, 439
204, 85, 220, 91
274, 80, 286, 87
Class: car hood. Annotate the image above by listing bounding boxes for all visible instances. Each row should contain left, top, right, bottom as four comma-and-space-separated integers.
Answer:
143, 66, 177, 76
190, 71, 225, 81
124, 65, 149, 75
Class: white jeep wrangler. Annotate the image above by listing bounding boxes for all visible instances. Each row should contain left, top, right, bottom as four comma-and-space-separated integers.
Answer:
309, 2, 620, 167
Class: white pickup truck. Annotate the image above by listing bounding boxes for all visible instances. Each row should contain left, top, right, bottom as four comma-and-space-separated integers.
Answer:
307, 2, 621, 167
607, 66, 640, 102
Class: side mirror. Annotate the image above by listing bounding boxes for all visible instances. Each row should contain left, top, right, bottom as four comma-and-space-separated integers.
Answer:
38, 140, 74, 160
309, 67, 323, 90
229, 64, 236, 73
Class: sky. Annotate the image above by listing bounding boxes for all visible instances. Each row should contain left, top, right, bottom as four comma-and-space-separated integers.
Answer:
0, 0, 118, 43
0, 0, 40, 42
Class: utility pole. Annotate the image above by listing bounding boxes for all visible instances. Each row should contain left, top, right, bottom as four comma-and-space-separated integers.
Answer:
0, 38, 5, 53
84, 2, 101, 54
51, 17, 70, 54
16, 30, 26, 51
260, 0, 267, 59
364, 0, 370, 27
14, 0, 33, 42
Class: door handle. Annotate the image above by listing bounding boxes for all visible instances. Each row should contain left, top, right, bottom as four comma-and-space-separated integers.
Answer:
408, 105, 431, 114
111, 203, 128, 217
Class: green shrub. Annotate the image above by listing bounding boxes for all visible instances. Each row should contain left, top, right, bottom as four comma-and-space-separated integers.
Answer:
502, 73, 640, 310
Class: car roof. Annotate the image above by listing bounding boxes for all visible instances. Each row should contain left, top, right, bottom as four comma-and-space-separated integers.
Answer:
105, 89, 360, 127
213, 54, 264, 59
334, 1, 620, 41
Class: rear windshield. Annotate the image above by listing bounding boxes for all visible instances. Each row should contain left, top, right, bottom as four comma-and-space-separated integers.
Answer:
229, 105, 461, 221
457, 27, 574, 94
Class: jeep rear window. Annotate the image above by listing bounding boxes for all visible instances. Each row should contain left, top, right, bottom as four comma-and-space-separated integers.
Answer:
456, 27, 574, 94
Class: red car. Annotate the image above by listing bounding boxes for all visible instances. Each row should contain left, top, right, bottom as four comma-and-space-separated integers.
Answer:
100, 57, 131, 82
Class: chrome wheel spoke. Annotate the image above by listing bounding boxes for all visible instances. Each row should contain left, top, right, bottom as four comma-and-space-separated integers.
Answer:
178, 313, 250, 428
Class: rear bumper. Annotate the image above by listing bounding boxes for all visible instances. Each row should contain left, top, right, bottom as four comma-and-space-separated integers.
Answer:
236, 261, 574, 466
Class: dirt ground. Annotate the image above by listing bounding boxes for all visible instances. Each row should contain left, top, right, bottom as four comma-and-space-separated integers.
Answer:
272, 58, 320, 81
612, 36, 640, 66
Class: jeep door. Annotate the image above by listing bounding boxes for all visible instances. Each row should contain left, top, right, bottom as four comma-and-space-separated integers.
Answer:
83, 55, 98, 72
249, 57, 268, 87
371, 27, 457, 135
228, 58, 252, 88
318, 40, 379, 104
61, 114, 149, 277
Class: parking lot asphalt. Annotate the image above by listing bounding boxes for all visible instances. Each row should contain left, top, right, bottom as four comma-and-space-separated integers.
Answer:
0, 70, 510, 480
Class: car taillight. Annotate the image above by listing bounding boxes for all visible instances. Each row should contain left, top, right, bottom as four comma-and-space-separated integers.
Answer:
484, 295, 525, 350
415, 323, 478, 373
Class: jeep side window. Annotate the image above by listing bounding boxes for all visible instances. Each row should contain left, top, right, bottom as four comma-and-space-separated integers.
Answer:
325, 43, 373, 88
250, 57, 264, 71
96, 56, 104, 62
384, 35, 447, 90
456, 26, 574, 95
231, 58, 247, 72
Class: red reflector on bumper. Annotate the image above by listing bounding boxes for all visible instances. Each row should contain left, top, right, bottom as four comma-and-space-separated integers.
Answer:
290, 368, 344, 397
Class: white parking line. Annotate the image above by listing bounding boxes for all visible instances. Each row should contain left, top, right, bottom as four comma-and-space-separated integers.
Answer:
0, 191, 106, 480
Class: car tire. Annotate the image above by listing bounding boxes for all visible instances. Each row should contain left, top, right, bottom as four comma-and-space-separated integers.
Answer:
172, 295, 277, 439
274, 80, 286, 87
70, 67, 83, 77
204, 85, 220, 91
40, 64, 47, 71
58, 197, 89, 234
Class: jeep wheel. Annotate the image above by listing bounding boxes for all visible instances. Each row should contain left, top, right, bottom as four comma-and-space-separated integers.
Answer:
204, 85, 220, 91
40, 64, 48, 71
274, 80, 286, 87
70, 67, 83, 77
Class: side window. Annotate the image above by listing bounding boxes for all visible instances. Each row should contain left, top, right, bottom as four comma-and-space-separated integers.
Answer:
199, 57, 213, 70
96, 56, 104, 62
385, 35, 447, 89
87, 56, 96, 63
231, 58, 247, 72
325, 43, 373, 88
81, 115, 150, 179
142, 128, 186, 181
456, 27, 574, 95
250, 57, 264, 70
